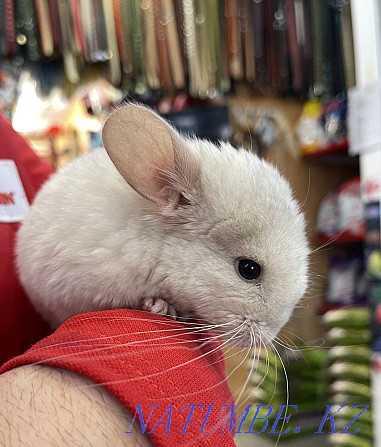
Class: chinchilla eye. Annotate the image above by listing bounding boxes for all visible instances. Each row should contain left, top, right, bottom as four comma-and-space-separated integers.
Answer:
235, 258, 261, 281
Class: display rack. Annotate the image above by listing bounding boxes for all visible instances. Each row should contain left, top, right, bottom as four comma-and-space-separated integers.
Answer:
350, 1, 381, 445
303, 140, 359, 167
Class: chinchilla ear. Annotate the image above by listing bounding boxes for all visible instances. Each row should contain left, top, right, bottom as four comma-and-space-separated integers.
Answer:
102, 104, 200, 210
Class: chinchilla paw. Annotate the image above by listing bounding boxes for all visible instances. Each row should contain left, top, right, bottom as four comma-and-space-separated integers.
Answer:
142, 297, 177, 319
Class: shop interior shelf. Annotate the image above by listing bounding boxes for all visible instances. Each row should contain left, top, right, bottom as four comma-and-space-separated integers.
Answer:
312, 232, 364, 245
318, 303, 368, 315
302, 139, 359, 167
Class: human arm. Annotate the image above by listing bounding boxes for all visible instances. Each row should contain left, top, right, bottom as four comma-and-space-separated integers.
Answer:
0, 365, 153, 447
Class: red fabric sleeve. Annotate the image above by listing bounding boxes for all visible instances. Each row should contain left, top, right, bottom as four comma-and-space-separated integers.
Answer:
0, 309, 236, 446
0, 112, 54, 366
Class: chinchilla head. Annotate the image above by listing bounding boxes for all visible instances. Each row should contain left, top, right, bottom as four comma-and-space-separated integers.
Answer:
103, 104, 309, 347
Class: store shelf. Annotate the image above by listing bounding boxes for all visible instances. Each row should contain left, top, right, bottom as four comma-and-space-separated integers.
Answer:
318, 303, 368, 315
303, 139, 348, 157
312, 232, 364, 245
302, 139, 359, 167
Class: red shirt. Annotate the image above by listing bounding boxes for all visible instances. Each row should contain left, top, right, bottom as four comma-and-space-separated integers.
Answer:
1, 310, 236, 446
0, 112, 53, 366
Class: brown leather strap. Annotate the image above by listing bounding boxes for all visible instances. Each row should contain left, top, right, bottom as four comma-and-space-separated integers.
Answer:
155, 0, 172, 90
71, 0, 87, 55
113, 0, 128, 65
142, 0, 160, 89
34, 0, 54, 56
225, 0, 243, 81
162, 0, 185, 89
4, 0, 16, 54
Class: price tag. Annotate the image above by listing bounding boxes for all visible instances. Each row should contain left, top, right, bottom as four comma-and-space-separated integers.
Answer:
0, 159, 29, 222
348, 83, 381, 155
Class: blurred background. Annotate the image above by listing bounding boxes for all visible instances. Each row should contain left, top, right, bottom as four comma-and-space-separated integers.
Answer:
1, 1, 381, 446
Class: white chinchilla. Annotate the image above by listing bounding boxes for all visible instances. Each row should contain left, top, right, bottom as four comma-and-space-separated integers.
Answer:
16, 104, 309, 346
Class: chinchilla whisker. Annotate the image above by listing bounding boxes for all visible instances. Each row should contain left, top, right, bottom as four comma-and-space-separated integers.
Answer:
293, 303, 306, 310
72, 324, 246, 383
176, 323, 249, 368
52, 330, 233, 366
75, 314, 186, 324
218, 345, 247, 364
249, 327, 278, 407
160, 331, 254, 402
75, 313, 224, 327
82, 323, 248, 394
249, 328, 273, 402
199, 335, 250, 370
307, 273, 327, 280
236, 330, 272, 410
263, 341, 277, 404
272, 338, 302, 364
309, 229, 346, 254
185, 324, 246, 352
29, 319, 236, 354
218, 346, 249, 364
234, 329, 256, 407
207, 330, 255, 368
191, 321, 246, 350
27, 327, 210, 355
267, 338, 289, 447
74, 315, 215, 329
299, 168, 311, 211
279, 329, 326, 350
26, 324, 239, 367
273, 334, 302, 352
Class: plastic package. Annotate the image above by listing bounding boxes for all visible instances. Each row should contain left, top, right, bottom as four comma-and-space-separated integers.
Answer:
297, 95, 347, 155
325, 255, 366, 305
316, 177, 365, 239
316, 191, 339, 236
322, 94, 347, 143
337, 177, 365, 236
297, 99, 327, 154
